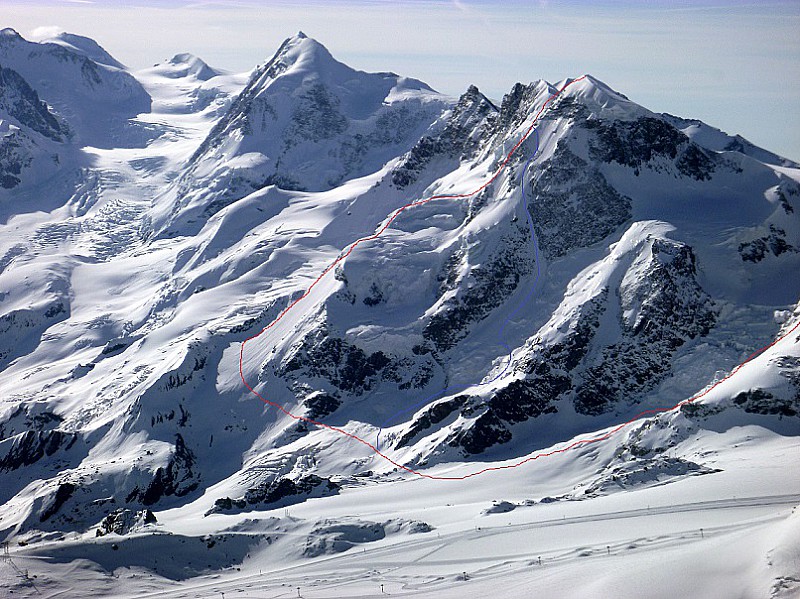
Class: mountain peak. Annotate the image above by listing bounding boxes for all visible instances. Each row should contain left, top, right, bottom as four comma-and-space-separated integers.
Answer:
559, 73, 634, 110
43, 31, 126, 69
170, 52, 197, 64
455, 84, 498, 115
164, 53, 221, 80
238, 33, 362, 102
0, 27, 22, 41
276, 32, 338, 71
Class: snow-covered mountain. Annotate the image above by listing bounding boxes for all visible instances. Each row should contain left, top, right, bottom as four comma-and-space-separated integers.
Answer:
0, 63, 66, 191
0, 27, 150, 148
0, 30, 798, 598
152, 32, 448, 236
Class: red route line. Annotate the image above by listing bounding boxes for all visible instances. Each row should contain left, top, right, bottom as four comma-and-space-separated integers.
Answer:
238, 75, 800, 481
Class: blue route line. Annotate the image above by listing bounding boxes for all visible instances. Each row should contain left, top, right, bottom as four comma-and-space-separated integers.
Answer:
376, 127, 543, 451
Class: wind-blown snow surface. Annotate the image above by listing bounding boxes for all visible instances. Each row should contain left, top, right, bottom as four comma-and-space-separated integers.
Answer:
0, 30, 799, 598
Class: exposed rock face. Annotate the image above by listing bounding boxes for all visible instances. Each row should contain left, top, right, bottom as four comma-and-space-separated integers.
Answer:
575, 238, 716, 415
739, 225, 798, 262
395, 395, 468, 449
431, 233, 716, 456
442, 293, 606, 455
391, 85, 497, 188
774, 181, 799, 214
0, 65, 66, 189
732, 389, 798, 417
279, 325, 440, 410
0, 65, 66, 141
447, 410, 512, 456
302, 391, 341, 420
0, 405, 63, 439
288, 83, 347, 143
282, 331, 392, 394
209, 474, 340, 515
0, 132, 28, 188
39, 482, 76, 522
96, 508, 157, 536
586, 114, 716, 180
424, 224, 535, 351
126, 434, 199, 506
0, 429, 77, 471
494, 81, 542, 134
528, 143, 632, 258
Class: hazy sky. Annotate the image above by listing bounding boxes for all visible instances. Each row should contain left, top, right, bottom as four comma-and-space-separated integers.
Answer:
4, 0, 800, 160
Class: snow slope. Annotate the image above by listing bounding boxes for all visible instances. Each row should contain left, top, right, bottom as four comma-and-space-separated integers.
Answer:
0, 31, 798, 598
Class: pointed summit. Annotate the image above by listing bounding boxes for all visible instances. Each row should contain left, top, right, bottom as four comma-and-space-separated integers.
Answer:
161, 33, 446, 235
557, 73, 639, 115
262, 32, 344, 82
0, 28, 23, 44
252, 33, 439, 101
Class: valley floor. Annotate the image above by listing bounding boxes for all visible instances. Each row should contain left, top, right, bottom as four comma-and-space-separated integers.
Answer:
2, 423, 798, 599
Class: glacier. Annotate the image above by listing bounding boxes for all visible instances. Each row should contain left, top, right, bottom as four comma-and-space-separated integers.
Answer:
0, 29, 798, 598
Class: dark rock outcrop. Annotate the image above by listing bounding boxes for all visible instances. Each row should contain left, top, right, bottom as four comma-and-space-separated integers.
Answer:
280, 327, 438, 397
0, 64, 66, 141
96, 508, 157, 536
0, 429, 77, 471
732, 389, 798, 417
126, 434, 198, 505
39, 482, 75, 522
209, 474, 340, 515
586, 115, 716, 180
424, 224, 535, 351
529, 144, 632, 259
392, 85, 496, 188
739, 225, 798, 262
575, 239, 715, 415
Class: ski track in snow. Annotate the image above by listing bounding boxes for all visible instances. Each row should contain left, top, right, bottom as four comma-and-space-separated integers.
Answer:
83, 492, 800, 599
237, 74, 800, 481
